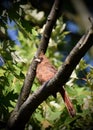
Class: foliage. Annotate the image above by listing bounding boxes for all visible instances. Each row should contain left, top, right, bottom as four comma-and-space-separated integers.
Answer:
0, 2, 93, 130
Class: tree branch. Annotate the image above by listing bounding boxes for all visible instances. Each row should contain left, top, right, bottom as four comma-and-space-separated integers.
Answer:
7, 0, 63, 129
15, 0, 63, 110
7, 21, 93, 130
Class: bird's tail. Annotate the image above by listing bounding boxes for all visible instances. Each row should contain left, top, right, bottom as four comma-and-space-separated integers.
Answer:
59, 86, 76, 117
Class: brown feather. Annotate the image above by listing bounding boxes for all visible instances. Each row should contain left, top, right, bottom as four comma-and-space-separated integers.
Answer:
36, 53, 76, 117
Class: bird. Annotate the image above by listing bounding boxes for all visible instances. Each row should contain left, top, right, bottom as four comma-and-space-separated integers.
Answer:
36, 52, 76, 117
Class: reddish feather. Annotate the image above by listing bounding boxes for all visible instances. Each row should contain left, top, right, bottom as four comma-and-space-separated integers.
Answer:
36, 53, 76, 117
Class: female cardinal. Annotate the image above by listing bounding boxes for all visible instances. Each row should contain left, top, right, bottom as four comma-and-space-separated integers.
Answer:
36, 53, 76, 117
